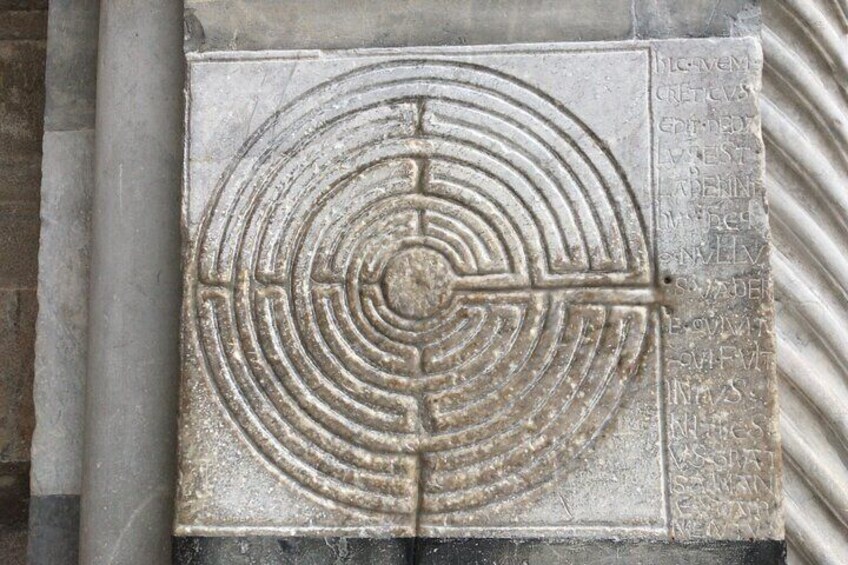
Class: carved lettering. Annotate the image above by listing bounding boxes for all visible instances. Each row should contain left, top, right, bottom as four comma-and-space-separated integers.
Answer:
653, 39, 780, 541
659, 235, 766, 267
658, 142, 755, 165
658, 115, 754, 135
655, 54, 753, 74
664, 172, 761, 199
654, 82, 754, 104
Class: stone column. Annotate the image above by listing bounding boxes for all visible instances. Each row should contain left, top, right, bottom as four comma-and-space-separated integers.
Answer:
79, 1, 183, 563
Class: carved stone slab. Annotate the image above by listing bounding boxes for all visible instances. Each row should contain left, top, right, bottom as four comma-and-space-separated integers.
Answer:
176, 39, 782, 540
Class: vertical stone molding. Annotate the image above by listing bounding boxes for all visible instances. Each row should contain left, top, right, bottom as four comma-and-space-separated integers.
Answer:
29, 1, 98, 562
79, 1, 183, 563
762, 0, 848, 563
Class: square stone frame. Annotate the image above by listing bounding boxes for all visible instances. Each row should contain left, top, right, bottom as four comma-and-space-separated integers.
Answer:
175, 38, 781, 542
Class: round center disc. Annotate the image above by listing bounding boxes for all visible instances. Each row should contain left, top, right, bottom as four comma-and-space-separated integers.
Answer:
381, 247, 455, 319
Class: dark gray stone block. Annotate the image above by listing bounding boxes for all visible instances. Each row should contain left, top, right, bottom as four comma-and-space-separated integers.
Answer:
0, 1, 47, 10
0, 462, 28, 527
0, 463, 26, 565
0, 205, 39, 288
173, 537, 786, 564
0, 40, 45, 161
27, 495, 80, 565
175, 537, 414, 565
0, 156, 39, 202
0, 291, 36, 461
42, 0, 98, 132
0, 526, 27, 565
414, 538, 786, 564
0, 9, 46, 41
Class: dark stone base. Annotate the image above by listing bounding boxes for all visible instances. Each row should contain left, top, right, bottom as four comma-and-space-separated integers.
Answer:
27, 494, 79, 565
0, 525, 27, 565
0, 462, 29, 528
0, 463, 30, 565
173, 536, 786, 565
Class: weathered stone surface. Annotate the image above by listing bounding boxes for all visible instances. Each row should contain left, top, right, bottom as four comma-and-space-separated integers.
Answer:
0, 462, 29, 526
0, 526, 26, 565
0, 203, 38, 288
0, 37, 44, 210
27, 2, 96, 563
0, 1, 46, 10
177, 38, 780, 541
27, 494, 79, 565
634, 0, 761, 38
0, 291, 35, 462
0, 9, 46, 41
184, 0, 634, 52
174, 537, 787, 564
184, 0, 763, 54
30, 130, 93, 496
41, 0, 97, 132
0, 8, 46, 564
0, 156, 39, 202
0, 40, 45, 161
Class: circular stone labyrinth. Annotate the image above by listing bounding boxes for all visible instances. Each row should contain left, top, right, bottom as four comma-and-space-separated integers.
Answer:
190, 61, 654, 522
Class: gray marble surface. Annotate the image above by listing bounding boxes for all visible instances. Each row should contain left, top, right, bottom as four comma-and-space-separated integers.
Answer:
177, 37, 780, 542
184, 0, 760, 52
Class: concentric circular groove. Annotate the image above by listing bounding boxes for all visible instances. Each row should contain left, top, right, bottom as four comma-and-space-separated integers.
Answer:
189, 61, 652, 519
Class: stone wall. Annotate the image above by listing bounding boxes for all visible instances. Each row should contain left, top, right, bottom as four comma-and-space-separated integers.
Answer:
0, 0, 46, 563
14, 0, 848, 563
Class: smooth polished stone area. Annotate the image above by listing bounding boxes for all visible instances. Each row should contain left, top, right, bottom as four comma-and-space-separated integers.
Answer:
177, 38, 781, 541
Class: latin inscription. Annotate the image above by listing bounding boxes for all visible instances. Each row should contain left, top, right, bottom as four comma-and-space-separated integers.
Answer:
655, 55, 754, 73
653, 40, 782, 540
176, 40, 781, 540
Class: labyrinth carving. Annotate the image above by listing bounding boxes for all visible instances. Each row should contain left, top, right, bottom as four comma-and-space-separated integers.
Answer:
188, 61, 654, 521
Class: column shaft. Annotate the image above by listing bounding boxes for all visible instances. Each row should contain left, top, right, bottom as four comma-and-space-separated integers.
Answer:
80, 1, 183, 563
